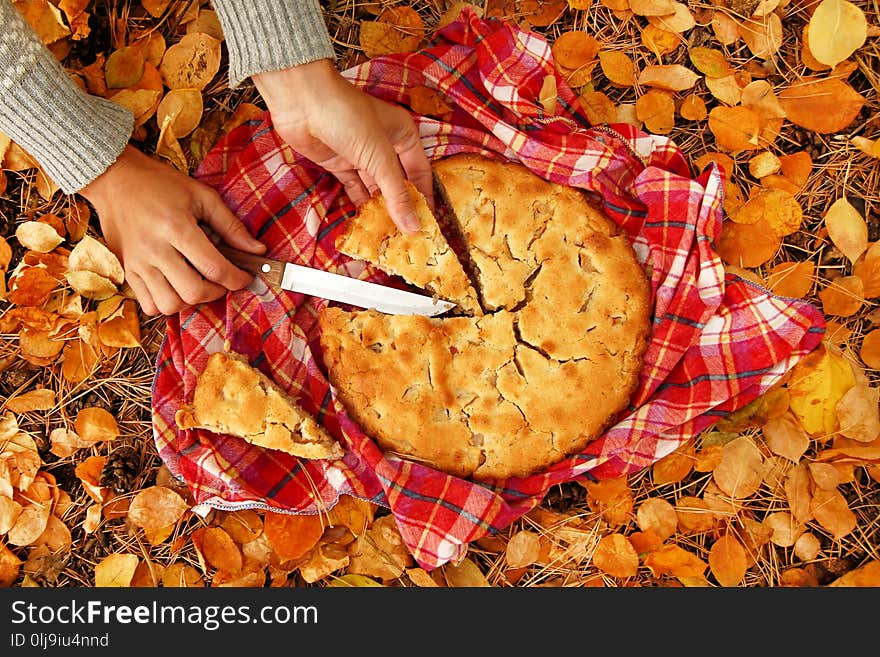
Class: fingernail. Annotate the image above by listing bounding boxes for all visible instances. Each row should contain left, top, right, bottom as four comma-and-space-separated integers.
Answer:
403, 213, 420, 233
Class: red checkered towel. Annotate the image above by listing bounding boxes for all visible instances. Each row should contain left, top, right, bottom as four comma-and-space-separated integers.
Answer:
151, 8, 825, 569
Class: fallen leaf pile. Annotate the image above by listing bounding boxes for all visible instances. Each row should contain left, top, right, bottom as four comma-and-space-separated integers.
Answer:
1, 0, 878, 588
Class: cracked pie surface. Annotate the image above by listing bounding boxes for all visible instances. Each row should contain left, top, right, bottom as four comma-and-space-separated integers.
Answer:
175, 351, 344, 460
320, 154, 652, 480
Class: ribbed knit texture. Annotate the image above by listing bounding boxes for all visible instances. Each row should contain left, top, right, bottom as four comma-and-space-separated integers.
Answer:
211, 0, 336, 88
0, 1, 134, 193
0, 0, 336, 194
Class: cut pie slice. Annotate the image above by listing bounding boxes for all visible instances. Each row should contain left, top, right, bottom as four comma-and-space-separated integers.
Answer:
336, 179, 483, 315
175, 351, 344, 460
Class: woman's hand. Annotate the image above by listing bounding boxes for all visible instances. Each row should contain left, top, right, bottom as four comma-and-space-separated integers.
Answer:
80, 145, 266, 316
252, 58, 433, 234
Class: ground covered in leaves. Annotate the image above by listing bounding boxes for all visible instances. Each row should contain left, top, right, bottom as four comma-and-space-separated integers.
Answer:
1, 0, 879, 588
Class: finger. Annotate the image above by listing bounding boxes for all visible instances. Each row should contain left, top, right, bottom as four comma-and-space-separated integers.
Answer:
173, 224, 254, 291
396, 132, 435, 213
196, 188, 266, 254
357, 170, 377, 198
126, 272, 159, 317
334, 168, 371, 207
162, 253, 228, 307
365, 143, 420, 234
139, 266, 188, 316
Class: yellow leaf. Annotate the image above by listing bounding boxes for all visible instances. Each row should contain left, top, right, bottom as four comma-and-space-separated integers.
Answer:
95, 553, 139, 587
329, 574, 384, 587
824, 196, 868, 263
787, 345, 856, 437
807, 0, 867, 68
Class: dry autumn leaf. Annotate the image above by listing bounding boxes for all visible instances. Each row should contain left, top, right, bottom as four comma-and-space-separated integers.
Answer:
763, 411, 810, 463
824, 196, 868, 264
708, 533, 747, 586
127, 485, 190, 544
15, 221, 63, 253
807, 0, 867, 68
598, 50, 636, 87
713, 436, 764, 499
156, 88, 204, 138
778, 76, 866, 134
592, 533, 639, 578
73, 406, 119, 443
159, 32, 221, 90
715, 218, 781, 268
635, 497, 678, 540
835, 384, 880, 442
708, 106, 761, 151
635, 88, 675, 134
787, 345, 856, 437
262, 511, 324, 562
765, 261, 815, 298
819, 275, 864, 317
94, 553, 139, 587
359, 6, 425, 58
505, 529, 542, 568
637, 64, 700, 91
860, 329, 880, 369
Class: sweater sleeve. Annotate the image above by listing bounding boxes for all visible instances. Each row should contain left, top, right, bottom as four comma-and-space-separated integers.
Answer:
0, 1, 133, 194
210, 0, 336, 89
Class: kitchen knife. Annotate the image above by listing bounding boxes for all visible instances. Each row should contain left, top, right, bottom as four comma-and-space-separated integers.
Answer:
218, 245, 456, 317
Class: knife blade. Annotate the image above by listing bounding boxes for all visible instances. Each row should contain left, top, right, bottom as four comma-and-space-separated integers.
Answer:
218, 245, 456, 317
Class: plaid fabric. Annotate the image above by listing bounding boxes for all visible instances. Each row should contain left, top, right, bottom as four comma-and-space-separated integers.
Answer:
151, 8, 826, 569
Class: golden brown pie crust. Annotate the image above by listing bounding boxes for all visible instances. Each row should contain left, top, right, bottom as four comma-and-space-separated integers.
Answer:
175, 351, 344, 460
336, 180, 482, 315
320, 154, 652, 480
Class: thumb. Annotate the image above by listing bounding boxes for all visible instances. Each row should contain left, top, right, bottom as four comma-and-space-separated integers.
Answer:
198, 189, 266, 253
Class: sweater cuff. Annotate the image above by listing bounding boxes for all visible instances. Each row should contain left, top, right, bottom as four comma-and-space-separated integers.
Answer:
211, 0, 336, 89
0, 21, 133, 193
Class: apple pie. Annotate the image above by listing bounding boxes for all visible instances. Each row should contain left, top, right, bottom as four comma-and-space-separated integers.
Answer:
175, 350, 344, 460
319, 154, 652, 480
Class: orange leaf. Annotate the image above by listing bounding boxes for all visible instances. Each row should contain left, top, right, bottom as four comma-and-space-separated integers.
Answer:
73, 406, 119, 442
708, 105, 762, 151
810, 487, 857, 538
191, 526, 243, 575
635, 497, 678, 540
598, 50, 636, 87
592, 533, 639, 578
715, 219, 781, 268
359, 7, 425, 58
765, 261, 814, 298
763, 411, 810, 462
729, 188, 802, 237
262, 511, 325, 562
819, 275, 864, 317
778, 76, 865, 134
860, 329, 880, 369
635, 88, 675, 134
713, 436, 764, 499
708, 534, 748, 586
552, 30, 599, 69
643, 543, 707, 579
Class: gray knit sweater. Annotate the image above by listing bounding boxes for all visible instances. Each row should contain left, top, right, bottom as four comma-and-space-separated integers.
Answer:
0, 0, 335, 194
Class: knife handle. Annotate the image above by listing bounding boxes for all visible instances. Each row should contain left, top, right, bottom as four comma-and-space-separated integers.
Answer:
216, 245, 285, 288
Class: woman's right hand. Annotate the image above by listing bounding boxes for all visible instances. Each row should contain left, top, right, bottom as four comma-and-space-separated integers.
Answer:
79, 145, 267, 316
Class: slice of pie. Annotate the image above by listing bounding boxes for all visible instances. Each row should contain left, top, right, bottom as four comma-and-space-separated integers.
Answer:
175, 351, 344, 460
336, 179, 483, 315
